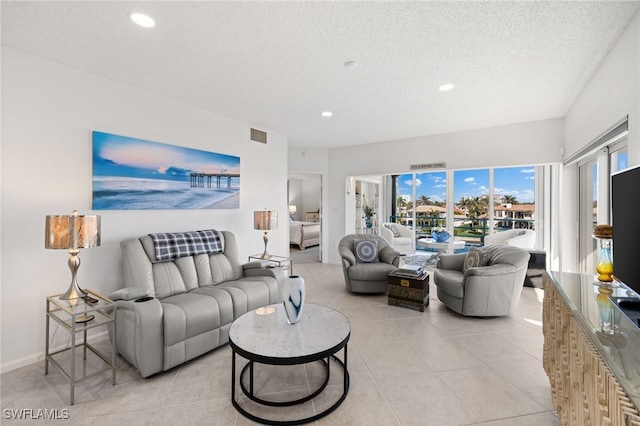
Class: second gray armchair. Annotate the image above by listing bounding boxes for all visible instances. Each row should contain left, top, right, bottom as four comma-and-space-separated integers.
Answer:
338, 234, 401, 293
434, 245, 530, 317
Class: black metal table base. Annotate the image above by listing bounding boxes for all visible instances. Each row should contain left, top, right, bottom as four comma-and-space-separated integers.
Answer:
231, 348, 350, 425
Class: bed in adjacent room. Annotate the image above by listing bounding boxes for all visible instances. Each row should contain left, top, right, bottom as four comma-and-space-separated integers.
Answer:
290, 221, 320, 250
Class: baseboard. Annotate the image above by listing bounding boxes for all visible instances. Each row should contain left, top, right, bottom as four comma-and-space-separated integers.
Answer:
0, 330, 109, 375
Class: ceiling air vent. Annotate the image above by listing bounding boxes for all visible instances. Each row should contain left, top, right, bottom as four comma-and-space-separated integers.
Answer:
250, 128, 267, 144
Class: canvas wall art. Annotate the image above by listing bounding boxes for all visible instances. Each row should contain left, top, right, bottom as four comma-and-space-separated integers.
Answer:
92, 131, 240, 210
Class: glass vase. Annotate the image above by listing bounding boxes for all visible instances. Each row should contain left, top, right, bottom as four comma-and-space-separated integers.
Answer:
595, 238, 614, 283
596, 285, 615, 334
281, 275, 305, 324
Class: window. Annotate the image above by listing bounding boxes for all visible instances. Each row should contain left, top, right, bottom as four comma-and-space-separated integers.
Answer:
493, 166, 536, 231
578, 136, 628, 275
393, 166, 538, 249
454, 169, 489, 245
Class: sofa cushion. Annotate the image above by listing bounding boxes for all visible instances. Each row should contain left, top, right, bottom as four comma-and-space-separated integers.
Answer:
354, 239, 379, 263
152, 261, 188, 299
161, 291, 233, 346
348, 261, 396, 281
218, 277, 278, 318
434, 269, 465, 298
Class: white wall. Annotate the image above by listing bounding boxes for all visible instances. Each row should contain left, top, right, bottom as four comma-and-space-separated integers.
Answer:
326, 118, 564, 264
562, 12, 640, 272
1, 48, 289, 373
288, 178, 303, 220
301, 175, 321, 216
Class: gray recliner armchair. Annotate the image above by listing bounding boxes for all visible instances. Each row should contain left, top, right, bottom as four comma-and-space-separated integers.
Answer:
434, 245, 530, 317
338, 234, 400, 293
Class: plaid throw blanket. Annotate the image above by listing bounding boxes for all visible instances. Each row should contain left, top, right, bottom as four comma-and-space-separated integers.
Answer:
150, 229, 223, 262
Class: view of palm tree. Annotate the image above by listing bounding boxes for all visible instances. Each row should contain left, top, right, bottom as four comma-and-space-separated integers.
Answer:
394, 166, 536, 246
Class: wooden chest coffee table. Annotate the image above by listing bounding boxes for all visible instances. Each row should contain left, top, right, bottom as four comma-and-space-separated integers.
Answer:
387, 271, 429, 312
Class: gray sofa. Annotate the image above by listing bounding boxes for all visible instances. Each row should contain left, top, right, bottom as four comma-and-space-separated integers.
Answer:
434, 245, 530, 317
109, 230, 284, 377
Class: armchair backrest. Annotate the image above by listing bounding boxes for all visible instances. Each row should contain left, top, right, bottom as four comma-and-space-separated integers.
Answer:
338, 233, 391, 257
381, 222, 413, 238
484, 229, 535, 249
483, 244, 531, 268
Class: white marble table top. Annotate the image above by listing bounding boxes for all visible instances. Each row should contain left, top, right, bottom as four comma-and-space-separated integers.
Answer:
229, 303, 351, 360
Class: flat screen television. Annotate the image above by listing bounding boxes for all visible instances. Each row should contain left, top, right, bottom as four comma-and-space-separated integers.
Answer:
611, 164, 640, 297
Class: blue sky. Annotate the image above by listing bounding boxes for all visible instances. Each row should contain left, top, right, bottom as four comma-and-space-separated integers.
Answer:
398, 166, 536, 204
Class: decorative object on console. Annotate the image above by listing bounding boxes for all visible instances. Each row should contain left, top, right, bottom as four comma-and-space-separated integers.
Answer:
593, 224, 614, 283
431, 226, 450, 243
596, 285, 616, 334
45, 210, 101, 306
254, 209, 278, 259
281, 275, 305, 324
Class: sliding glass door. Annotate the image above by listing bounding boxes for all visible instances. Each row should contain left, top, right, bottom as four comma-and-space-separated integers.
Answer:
578, 140, 628, 274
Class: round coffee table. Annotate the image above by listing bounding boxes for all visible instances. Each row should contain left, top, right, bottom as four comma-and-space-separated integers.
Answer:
229, 303, 351, 425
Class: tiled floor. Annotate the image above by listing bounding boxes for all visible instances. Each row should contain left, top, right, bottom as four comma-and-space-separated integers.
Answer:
1, 262, 559, 425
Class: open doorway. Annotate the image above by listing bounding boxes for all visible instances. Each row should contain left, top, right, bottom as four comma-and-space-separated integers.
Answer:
288, 173, 322, 264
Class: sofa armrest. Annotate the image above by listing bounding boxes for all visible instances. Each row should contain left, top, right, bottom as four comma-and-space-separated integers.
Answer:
109, 286, 152, 301
437, 253, 466, 271
243, 265, 286, 287
379, 245, 401, 266
112, 297, 164, 378
338, 246, 357, 266
243, 260, 271, 270
379, 225, 393, 243
464, 263, 516, 278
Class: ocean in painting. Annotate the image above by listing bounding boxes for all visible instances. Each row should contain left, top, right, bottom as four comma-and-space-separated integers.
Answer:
92, 177, 239, 210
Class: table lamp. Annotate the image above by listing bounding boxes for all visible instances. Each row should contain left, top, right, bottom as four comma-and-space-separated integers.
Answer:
45, 210, 101, 300
254, 209, 277, 259
289, 205, 296, 220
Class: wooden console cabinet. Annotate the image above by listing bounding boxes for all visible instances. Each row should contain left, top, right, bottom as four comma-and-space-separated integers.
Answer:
543, 271, 640, 425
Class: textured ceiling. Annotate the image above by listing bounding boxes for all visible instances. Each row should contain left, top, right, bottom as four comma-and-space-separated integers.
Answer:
2, 1, 639, 148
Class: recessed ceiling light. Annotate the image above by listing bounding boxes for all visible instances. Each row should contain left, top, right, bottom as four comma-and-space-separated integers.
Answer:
321, 111, 333, 117
129, 12, 155, 28
438, 83, 455, 92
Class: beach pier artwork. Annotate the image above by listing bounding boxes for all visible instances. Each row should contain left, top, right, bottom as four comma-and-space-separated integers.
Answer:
190, 172, 240, 189
92, 131, 240, 210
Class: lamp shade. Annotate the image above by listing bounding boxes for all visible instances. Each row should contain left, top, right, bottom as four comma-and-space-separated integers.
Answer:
254, 210, 278, 231
45, 210, 101, 250
289, 205, 297, 214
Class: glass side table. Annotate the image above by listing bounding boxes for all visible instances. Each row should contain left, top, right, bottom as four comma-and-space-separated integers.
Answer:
248, 254, 293, 274
45, 289, 116, 405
